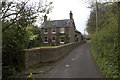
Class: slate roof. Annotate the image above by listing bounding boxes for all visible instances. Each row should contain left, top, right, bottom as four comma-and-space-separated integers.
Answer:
41, 19, 73, 28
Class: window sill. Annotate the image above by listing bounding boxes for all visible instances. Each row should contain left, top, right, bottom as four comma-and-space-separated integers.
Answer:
60, 32, 64, 34
44, 42, 48, 43
52, 32, 56, 34
44, 33, 48, 34
60, 42, 64, 44
52, 40, 56, 42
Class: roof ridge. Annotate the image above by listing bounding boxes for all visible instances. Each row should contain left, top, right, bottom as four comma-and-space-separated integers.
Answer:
41, 19, 73, 28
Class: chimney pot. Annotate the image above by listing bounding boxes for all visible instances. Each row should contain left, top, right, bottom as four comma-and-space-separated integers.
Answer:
70, 11, 73, 20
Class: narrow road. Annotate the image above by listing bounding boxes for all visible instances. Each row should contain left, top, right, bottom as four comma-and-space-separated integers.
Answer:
43, 43, 103, 78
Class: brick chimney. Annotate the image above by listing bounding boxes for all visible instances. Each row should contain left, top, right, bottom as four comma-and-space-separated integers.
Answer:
44, 14, 47, 22
69, 11, 73, 20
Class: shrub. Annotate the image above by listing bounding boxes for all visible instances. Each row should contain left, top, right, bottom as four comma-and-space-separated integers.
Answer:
90, 8, 119, 78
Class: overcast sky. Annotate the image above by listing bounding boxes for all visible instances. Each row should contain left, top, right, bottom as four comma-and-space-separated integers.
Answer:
10, 0, 119, 34
46, 0, 91, 34
44, 0, 118, 34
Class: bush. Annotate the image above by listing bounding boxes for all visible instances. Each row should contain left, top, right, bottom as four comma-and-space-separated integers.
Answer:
90, 9, 120, 78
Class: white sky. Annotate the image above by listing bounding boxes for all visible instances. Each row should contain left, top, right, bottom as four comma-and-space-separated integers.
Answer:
8, 0, 119, 34
45, 0, 119, 34
7, 0, 91, 34
47, 0, 91, 34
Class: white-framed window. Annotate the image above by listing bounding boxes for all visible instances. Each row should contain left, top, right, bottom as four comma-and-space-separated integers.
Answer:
60, 37, 64, 43
44, 37, 48, 43
52, 28, 56, 34
52, 36, 56, 42
60, 28, 64, 33
44, 29, 48, 34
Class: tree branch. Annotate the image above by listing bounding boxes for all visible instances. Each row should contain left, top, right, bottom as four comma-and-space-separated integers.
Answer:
2, 13, 17, 20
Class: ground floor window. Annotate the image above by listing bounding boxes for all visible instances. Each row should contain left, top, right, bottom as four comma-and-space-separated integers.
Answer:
52, 36, 56, 42
60, 37, 64, 43
44, 37, 48, 43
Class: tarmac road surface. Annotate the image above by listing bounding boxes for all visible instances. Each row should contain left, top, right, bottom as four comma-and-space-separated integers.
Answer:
43, 43, 103, 78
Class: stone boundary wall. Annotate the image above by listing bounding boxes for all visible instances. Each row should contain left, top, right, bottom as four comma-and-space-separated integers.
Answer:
20, 41, 86, 68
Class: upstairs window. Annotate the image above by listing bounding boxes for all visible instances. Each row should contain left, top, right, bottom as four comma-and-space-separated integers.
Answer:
44, 37, 48, 43
52, 36, 56, 42
60, 28, 64, 33
44, 29, 48, 34
52, 28, 56, 34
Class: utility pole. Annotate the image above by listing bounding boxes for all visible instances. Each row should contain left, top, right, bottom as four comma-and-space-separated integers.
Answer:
84, 29, 85, 36
96, 0, 98, 32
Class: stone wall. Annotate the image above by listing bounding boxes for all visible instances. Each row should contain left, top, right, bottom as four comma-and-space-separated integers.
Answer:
20, 41, 85, 68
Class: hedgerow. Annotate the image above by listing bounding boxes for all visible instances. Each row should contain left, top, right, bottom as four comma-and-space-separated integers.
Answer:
90, 2, 120, 78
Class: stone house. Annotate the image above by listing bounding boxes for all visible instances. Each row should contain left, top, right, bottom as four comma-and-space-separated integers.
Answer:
41, 11, 82, 46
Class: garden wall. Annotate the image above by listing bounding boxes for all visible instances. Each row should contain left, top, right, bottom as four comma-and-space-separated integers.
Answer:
20, 41, 85, 68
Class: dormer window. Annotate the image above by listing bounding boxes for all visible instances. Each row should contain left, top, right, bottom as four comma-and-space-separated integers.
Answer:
44, 29, 48, 34
52, 28, 56, 34
60, 28, 64, 33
